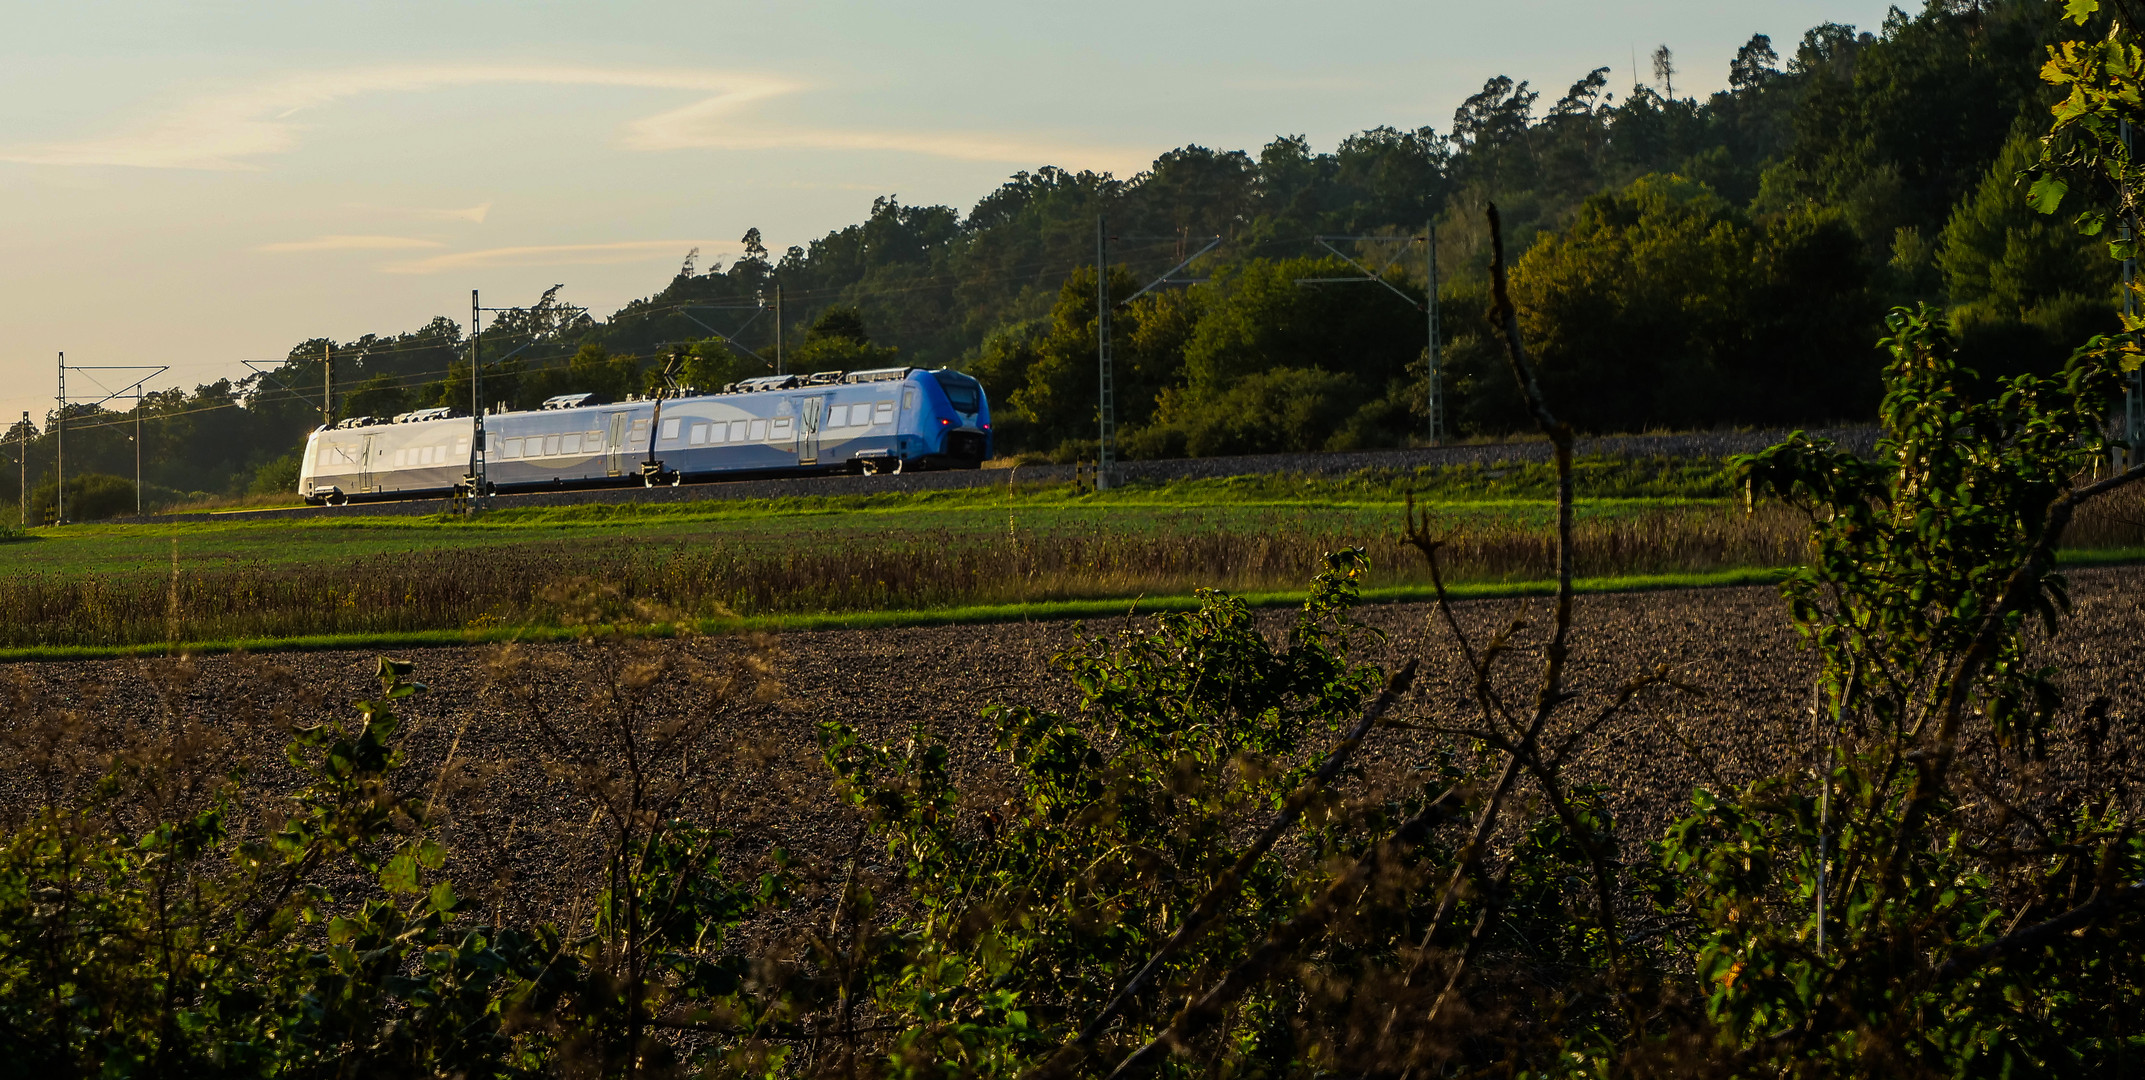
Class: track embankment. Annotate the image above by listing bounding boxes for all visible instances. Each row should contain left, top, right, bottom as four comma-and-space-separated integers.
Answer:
142, 426, 1879, 524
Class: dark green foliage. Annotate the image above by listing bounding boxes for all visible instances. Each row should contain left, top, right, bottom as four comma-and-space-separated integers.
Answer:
0, 654, 793, 1078
0, 658, 517, 1075
29, 472, 139, 522
339, 371, 412, 422
815, 552, 1474, 1073
10, 2, 2090, 495
1639, 305, 2145, 1075
247, 452, 302, 497
1943, 127, 2120, 382
1506, 174, 1884, 430
790, 305, 900, 372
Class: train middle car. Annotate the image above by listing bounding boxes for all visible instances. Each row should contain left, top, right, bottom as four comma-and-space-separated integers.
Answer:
299, 367, 990, 504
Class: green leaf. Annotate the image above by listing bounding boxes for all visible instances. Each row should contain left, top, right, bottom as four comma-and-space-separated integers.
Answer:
2076, 209, 2107, 236
2065, 0, 2100, 24
429, 880, 460, 916
2027, 175, 2069, 215
415, 838, 447, 870
379, 851, 421, 894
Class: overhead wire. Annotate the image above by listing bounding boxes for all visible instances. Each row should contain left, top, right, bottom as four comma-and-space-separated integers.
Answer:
18, 227, 1396, 443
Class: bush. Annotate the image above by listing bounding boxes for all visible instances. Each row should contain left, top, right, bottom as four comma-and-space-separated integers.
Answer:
247, 451, 302, 496
28, 472, 140, 522
1134, 366, 1362, 456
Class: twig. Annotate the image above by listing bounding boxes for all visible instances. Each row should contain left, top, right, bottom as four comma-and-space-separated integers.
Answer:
1100, 783, 1466, 1079
1027, 661, 1419, 1080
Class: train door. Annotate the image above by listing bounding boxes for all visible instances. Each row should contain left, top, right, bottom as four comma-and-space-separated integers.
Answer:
798, 396, 825, 465
358, 434, 378, 493
605, 412, 630, 477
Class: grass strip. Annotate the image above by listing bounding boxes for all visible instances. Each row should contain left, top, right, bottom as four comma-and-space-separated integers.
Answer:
8, 551, 2139, 664
0, 567, 1791, 663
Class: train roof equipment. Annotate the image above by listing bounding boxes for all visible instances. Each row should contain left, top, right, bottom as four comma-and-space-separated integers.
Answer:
540, 393, 594, 411
735, 375, 800, 392
844, 367, 915, 384
393, 407, 453, 424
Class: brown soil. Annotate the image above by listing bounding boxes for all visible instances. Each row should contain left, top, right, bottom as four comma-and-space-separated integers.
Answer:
5, 566, 2140, 928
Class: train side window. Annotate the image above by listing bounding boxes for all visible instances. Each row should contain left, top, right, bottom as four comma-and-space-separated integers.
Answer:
902, 387, 917, 412
828, 404, 848, 428
438, 444, 451, 462
544, 435, 561, 457
585, 430, 602, 448
454, 438, 470, 458
504, 438, 524, 459
661, 417, 681, 442
772, 417, 793, 439
873, 401, 894, 425
394, 448, 407, 466
748, 419, 768, 441
562, 433, 581, 455
729, 420, 748, 442
688, 423, 707, 446
487, 433, 501, 454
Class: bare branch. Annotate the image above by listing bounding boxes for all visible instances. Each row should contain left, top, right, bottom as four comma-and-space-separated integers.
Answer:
1028, 661, 1420, 1079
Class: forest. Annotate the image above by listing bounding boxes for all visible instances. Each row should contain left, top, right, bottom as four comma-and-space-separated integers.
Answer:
2, 0, 2115, 518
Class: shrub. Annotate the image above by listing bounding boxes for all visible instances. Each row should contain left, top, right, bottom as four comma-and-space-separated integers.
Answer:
247, 451, 302, 496
28, 472, 139, 522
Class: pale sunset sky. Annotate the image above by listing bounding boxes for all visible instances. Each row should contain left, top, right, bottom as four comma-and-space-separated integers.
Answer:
0, 1, 1899, 426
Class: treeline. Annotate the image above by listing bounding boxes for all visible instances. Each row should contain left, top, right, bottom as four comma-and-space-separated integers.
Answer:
3, 1, 2106, 516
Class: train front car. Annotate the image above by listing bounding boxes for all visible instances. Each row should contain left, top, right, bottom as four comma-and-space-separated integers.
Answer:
918, 368, 990, 467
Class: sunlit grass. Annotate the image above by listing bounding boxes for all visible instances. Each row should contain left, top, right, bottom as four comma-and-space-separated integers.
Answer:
1, 467, 2135, 653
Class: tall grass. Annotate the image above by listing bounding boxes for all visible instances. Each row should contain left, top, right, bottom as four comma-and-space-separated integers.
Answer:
0, 503, 1799, 646
3, 488, 2135, 649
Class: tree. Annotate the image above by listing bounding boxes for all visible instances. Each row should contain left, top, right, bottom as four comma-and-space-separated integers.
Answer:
1509, 173, 1881, 430
790, 306, 899, 373
1729, 33, 1780, 91
1941, 127, 2118, 380
340, 372, 410, 422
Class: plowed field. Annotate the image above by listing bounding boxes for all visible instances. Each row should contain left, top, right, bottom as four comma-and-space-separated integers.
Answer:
7, 567, 2140, 927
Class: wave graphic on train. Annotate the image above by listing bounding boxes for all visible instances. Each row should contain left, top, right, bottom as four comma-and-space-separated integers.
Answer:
299, 367, 990, 505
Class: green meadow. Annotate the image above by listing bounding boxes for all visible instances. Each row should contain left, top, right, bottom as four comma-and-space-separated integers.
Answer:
2, 459, 2135, 656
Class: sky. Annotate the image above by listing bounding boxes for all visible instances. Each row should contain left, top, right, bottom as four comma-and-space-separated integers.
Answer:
0, 0, 1902, 428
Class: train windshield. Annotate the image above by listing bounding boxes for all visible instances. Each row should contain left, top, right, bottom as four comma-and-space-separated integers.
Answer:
933, 371, 982, 413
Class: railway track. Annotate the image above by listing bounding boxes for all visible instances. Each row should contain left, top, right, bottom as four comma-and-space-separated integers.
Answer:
144, 426, 1876, 524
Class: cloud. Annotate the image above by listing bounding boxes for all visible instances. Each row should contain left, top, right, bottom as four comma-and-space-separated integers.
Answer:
0, 65, 797, 171
337, 201, 494, 223
255, 234, 447, 253
624, 96, 1153, 172
429, 203, 492, 223
0, 63, 1148, 172
381, 240, 731, 275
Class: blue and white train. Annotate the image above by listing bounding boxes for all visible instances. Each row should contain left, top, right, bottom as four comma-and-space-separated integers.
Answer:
298, 367, 990, 504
